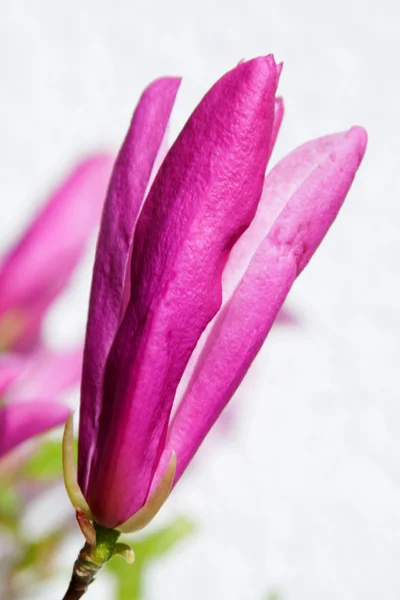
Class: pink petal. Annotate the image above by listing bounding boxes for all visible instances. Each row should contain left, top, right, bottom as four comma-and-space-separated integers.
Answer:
78, 78, 181, 494
0, 400, 70, 459
154, 126, 367, 486
169, 94, 285, 405
0, 154, 113, 352
5, 347, 82, 401
0, 354, 27, 396
157, 95, 285, 415
87, 56, 279, 527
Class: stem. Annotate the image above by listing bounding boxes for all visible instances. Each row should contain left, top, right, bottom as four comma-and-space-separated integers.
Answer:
61, 524, 120, 600
61, 542, 100, 599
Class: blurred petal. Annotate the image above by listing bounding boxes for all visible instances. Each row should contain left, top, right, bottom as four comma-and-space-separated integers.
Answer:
274, 306, 298, 325
0, 354, 26, 397
155, 126, 367, 485
5, 347, 82, 401
78, 78, 181, 493
0, 400, 71, 459
0, 154, 113, 351
88, 56, 279, 527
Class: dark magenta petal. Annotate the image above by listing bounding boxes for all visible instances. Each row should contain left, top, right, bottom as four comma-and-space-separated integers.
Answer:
0, 155, 113, 352
87, 56, 278, 528
78, 78, 181, 494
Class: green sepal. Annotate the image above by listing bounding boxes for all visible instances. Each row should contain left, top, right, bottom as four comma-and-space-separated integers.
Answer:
62, 414, 92, 517
113, 542, 135, 564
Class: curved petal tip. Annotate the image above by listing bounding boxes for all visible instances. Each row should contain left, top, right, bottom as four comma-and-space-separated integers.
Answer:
348, 126, 368, 157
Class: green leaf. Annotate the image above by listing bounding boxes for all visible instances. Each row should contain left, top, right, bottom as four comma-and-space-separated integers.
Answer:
13, 525, 69, 585
106, 558, 143, 600
107, 517, 195, 600
0, 481, 21, 528
22, 439, 77, 480
132, 516, 195, 560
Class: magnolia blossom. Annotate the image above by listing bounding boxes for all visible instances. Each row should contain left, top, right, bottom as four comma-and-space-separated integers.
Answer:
0, 155, 113, 458
75, 55, 367, 530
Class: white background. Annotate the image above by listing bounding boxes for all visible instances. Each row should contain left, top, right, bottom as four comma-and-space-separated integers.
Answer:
1, 1, 399, 599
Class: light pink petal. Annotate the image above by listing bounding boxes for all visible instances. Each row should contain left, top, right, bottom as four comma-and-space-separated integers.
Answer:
5, 347, 82, 401
78, 78, 181, 494
87, 56, 279, 528
270, 97, 284, 155
154, 126, 367, 486
0, 155, 113, 352
0, 354, 27, 396
0, 400, 70, 459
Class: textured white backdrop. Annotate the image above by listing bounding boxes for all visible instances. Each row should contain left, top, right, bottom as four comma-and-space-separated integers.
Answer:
1, 1, 399, 599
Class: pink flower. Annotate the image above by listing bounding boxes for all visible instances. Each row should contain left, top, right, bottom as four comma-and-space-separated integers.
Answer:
76, 56, 367, 530
0, 154, 113, 458
0, 155, 113, 352
0, 348, 81, 458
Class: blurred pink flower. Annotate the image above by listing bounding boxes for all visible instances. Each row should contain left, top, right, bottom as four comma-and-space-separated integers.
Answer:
0, 348, 83, 459
75, 55, 367, 529
0, 154, 113, 458
0, 155, 113, 352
